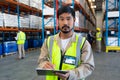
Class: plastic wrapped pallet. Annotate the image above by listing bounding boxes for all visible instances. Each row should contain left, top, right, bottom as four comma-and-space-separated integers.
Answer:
3, 41, 17, 55
108, 37, 118, 46
103, 19, 116, 28
39, 17, 42, 29
20, 15, 29, 28
16, 0, 29, 6
61, 0, 85, 9
75, 11, 85, 28
75, 11, 79, 27
29, 15, 41, 29
0, 12, 3, 27
62, 0, 79, 4
79, 13, 85, 28
3, 13, 18, 27
29, 0, 42, 9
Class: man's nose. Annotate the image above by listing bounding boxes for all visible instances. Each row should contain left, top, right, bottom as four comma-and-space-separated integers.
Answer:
63, 19, 68, 25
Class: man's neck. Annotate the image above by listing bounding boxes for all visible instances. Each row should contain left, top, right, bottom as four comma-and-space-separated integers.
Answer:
59, 32, 73, 39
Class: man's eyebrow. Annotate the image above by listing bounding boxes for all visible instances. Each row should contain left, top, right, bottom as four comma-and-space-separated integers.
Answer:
66, 16, 71, 18
59, 16, 64, 18
59, 16, 71, 18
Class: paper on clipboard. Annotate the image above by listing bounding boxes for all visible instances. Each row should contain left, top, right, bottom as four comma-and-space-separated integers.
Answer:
36, 68, 68, 76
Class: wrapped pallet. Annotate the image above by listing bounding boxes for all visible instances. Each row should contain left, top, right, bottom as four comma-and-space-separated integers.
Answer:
16, 0, 29, 6
75, 11, 85, 28
79, 13, 85, 28
108, 37, 118, 46
29, 15, 41, 29
20, 15, 29, 28
0, 12, 3, 27
29, 0, 42, 9
3, 13, 18, 27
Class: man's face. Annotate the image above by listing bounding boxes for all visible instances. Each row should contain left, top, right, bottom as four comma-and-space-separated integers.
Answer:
58, 13, 75, 34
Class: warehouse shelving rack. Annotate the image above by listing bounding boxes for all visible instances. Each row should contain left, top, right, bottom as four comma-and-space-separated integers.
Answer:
44, 0, 96, 34
41, 0, 57, 41
0, 0, 96, 42
105, 0, 120, 52
0, 0, 42, 31
0, 0, 43, 54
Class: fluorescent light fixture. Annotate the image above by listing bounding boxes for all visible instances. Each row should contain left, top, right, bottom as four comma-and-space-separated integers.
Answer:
91, 5, 96, 8
89, 0, 95, 2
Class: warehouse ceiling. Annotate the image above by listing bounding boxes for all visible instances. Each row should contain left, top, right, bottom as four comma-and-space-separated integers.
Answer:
94, 0, 103, 11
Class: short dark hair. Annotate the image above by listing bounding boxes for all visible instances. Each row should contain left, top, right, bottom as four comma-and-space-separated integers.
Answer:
57, 6, 75, 18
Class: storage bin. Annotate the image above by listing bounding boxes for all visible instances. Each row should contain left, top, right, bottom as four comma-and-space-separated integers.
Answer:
24, 40, 28, 50
0, 43, 3, 55
3, 41, 17, 55
39, 39, 43, 47
33, 40, 40, 48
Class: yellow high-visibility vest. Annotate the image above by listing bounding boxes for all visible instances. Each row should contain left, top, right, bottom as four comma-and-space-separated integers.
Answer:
46, 35, 86, 80
17, 31, 26, 44
96, 32, 102, 41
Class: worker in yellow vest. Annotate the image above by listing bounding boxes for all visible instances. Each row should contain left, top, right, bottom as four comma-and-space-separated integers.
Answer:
16, 30, 26, 59
38, 6, 95, 80
96, 28, 102, 53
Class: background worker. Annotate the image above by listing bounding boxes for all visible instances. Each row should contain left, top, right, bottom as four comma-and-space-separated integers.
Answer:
87, 30, 95, 46
38, 6, 95, 80
96, 27, 102, 53
16, 30, 26, 59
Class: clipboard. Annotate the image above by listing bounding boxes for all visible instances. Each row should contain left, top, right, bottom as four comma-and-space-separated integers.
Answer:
36, 68, 68, 76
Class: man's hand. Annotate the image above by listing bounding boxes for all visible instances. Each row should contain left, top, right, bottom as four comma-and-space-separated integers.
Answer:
43, 61, 55, 69
55, 72, 70, 80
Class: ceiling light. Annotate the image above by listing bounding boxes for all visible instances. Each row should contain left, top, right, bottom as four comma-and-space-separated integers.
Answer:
91, 5, 96, 8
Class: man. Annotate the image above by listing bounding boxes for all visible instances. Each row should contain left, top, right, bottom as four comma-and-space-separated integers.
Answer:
96, 27, 102, 53
87, 30, 94, 45
38, 6, 95, 80
16, 30, 26, 59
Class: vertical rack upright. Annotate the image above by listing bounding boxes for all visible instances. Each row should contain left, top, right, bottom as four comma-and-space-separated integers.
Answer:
105, 0, 120, 52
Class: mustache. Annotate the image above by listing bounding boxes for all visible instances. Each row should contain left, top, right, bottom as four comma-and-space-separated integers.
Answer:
62, 25, 70, 29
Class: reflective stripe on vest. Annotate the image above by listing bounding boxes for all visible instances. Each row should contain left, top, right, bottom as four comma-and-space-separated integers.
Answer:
76, 35, 85, 67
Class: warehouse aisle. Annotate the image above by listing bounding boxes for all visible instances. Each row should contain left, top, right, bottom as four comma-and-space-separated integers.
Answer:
87, 52, 120, 80
0, 49, 120, 80
0, 49, 45, 80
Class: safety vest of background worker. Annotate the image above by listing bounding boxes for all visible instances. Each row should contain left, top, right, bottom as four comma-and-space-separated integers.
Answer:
96, 28, 102, 52
46, 35, 86, 80
17, 31, 26, 44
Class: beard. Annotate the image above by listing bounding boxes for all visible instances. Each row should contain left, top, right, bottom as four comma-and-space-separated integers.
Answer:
59, 25, 73, 34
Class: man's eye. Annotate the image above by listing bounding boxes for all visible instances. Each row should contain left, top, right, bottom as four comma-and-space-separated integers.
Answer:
60, 19, 64, 21
67, 18, 70, 20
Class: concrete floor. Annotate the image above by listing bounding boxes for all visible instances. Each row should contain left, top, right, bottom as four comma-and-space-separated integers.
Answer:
0, 49, 120, 80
